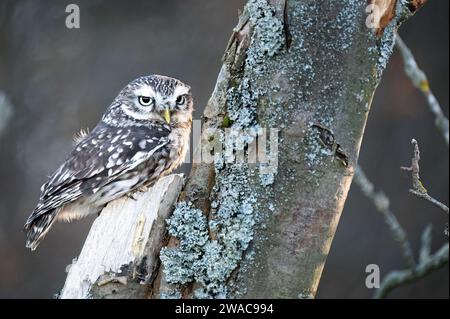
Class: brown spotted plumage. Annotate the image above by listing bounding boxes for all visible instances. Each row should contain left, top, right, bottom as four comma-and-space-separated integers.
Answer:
24, 75, 193, 250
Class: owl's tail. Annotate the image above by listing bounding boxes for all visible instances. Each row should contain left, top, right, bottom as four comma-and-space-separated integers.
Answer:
24, 212, 57, 251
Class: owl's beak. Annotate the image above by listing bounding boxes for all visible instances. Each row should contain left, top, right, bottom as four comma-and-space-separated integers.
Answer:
163, 108, 170, 124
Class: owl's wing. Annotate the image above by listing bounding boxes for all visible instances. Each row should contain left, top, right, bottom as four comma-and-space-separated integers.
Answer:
25, 123, 171, 227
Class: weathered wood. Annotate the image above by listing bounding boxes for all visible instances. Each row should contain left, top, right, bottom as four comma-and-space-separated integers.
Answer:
60, 174, 184, 299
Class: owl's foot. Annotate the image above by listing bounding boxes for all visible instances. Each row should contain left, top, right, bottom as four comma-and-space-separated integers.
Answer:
126, 186, 149, 201
138, 185, 149, 193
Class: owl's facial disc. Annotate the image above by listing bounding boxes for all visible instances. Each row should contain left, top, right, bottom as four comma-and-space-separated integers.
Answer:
109, 75, 193, 127
134, 83, 191, 125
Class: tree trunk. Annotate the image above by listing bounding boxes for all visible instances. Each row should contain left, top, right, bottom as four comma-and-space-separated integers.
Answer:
62, 0, 426, 299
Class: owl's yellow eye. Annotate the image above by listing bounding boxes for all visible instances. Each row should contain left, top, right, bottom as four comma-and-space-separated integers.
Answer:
138, 96, 154, 106
176, 95, 186, 106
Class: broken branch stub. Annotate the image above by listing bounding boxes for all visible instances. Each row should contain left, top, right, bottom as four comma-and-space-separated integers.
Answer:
60, 174, 184, 299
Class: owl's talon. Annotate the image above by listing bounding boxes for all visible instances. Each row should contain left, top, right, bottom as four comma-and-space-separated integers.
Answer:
126, 186, 148, 201
127, 192, 139, 201
138, 185, 148, 193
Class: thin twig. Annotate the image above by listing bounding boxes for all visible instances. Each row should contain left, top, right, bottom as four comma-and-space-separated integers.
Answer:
401, 139, 449, 214
354, 166, 415, 268
374, 243, 449, 299
419, 224, 432, 264
396, 35, 449, 147
409, 190, 450, 214
370, 139, 449, 298
356, 165, 448, 299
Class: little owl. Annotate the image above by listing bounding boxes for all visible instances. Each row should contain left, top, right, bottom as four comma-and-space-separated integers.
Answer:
24, 75, 193, 250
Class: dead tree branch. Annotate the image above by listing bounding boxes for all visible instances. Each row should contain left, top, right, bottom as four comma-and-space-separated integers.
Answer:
60, 174, 184, 299
396, 35, 449, 147
375, 242, 448, 299
354, 166, 415, 268
401, 139, 449, 214
356, 137, 448, 298
356, 165, 448, 298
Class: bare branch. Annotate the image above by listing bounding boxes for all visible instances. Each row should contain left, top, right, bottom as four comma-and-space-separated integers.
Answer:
401, 139, 449, 214
409, 190, 450, 214
419, 224, 432, 263
396, 35, 449, 147
356, 164, 448, 299
374, 242, 449, 299
358, 138, 449, 298
354, 166, 415, 268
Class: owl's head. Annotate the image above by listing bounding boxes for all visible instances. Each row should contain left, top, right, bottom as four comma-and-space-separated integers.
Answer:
103, 75, 193, 128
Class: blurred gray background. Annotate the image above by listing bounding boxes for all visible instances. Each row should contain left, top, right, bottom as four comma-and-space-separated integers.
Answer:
0, 0, 448, 299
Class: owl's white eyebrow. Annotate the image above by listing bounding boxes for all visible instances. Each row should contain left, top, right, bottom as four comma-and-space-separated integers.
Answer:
173, 85, 189, 98
120, 104, 162, 121
134, 86, 156, 97
121, 105, 148, 120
